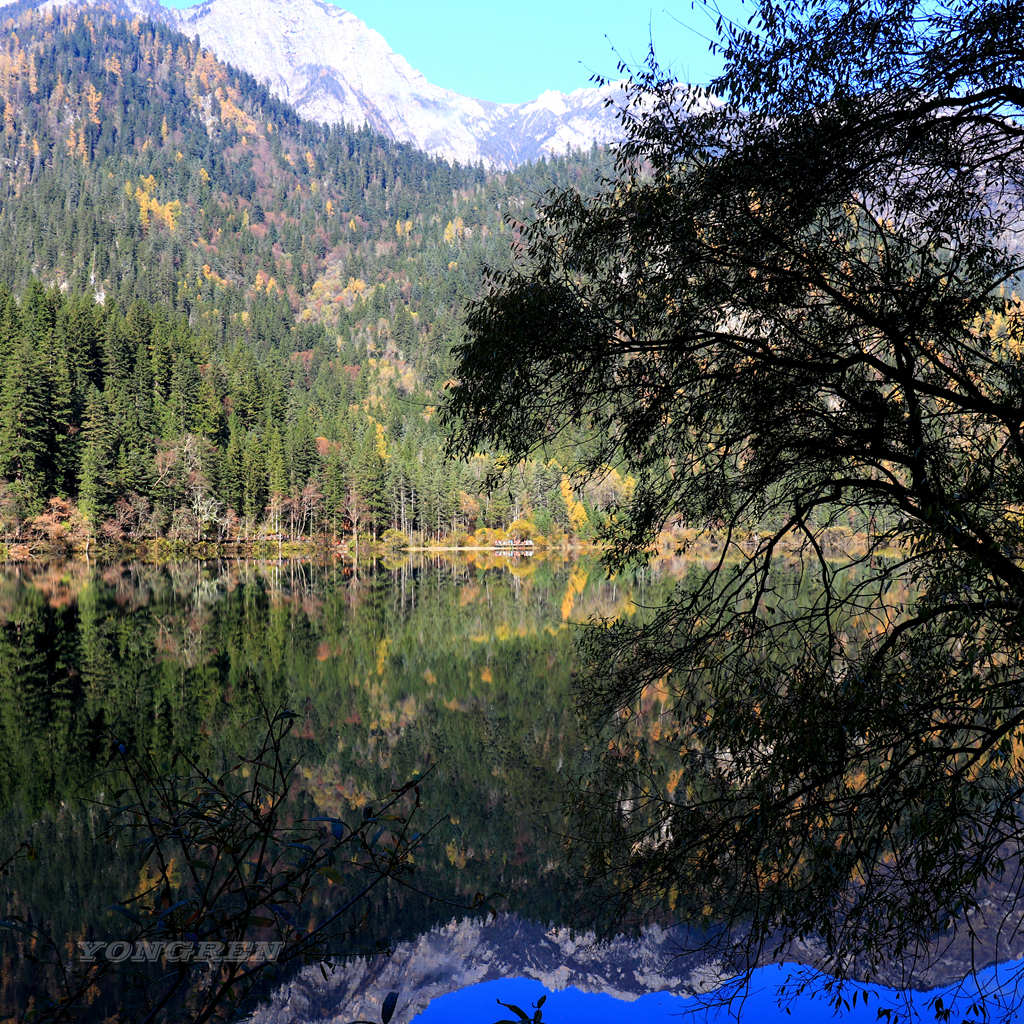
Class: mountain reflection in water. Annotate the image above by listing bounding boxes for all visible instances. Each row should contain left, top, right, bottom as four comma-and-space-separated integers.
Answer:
247, 912, 1024, 1023
0, 554, 1019, 1022
0, 554, 663, 1019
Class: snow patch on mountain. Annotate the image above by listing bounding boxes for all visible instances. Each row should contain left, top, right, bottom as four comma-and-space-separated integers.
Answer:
39, 0, 624, 166
175, 0, 624, 167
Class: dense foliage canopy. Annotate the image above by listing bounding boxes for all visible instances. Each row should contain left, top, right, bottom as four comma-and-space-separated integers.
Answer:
446, 0, 1024, 994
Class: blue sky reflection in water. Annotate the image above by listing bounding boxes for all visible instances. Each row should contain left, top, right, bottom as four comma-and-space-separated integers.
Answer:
411, 961, 1024, 1024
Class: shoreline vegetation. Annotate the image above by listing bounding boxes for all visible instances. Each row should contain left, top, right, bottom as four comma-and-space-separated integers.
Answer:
0, 500, 592, 561
0, 509, 891, 566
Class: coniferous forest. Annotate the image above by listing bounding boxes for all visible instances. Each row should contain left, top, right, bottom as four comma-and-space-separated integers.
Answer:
0, 4, 627, 556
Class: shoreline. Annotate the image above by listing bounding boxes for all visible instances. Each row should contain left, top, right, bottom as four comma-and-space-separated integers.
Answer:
0, 538, 597, 563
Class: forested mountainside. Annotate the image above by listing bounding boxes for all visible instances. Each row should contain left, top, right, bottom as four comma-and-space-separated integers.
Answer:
0, 5, 628, 550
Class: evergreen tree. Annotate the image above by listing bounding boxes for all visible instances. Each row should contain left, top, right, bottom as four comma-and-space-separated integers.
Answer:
354, 424, 387, 539
0, 335, 50, 513
77, 387, 113, 524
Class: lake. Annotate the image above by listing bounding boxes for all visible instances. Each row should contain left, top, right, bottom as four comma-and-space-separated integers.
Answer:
0, 555, 1020, 1023
0, 554, 676, 1020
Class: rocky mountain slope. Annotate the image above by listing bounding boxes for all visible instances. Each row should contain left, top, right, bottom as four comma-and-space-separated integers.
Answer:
245, 915, 726, 1024
36, 0, 624, 166
175, 0, 624, 167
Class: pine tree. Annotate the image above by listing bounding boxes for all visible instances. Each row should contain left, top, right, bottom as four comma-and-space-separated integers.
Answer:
220, 415, 245, 513
77, 386, 113, 523
45, 339, 77, 496
241, 431, 266, 522
0, 334, 50, 513
354, 423, 387, 539
266, 426, 286, 501
286, 406, 318, 492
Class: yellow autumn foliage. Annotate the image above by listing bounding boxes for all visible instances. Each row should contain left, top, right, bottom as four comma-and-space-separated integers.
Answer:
560, 475, 588, 532
131, 177, 182, 231
561, 564, 589, 621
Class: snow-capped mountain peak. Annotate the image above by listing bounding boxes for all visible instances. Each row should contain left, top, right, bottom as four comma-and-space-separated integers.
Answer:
172, 0, 622, 166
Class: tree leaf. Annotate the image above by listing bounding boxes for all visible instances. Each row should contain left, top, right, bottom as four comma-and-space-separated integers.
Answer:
495, 1000, 530, 1022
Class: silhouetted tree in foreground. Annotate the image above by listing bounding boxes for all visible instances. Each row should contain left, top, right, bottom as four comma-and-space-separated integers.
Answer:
446, 0, 1024, 1009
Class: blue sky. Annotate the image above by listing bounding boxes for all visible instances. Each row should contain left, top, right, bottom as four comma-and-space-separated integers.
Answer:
161, 0, 744, 103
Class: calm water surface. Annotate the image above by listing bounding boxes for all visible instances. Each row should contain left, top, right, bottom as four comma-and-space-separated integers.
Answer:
0, 554, 669, 1020
4, 554, 1011, 1023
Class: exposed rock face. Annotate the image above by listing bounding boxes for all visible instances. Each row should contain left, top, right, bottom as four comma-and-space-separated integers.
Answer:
39, 0, 624, 167
244, 915, 725, 1024
175, 0, 623, 168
